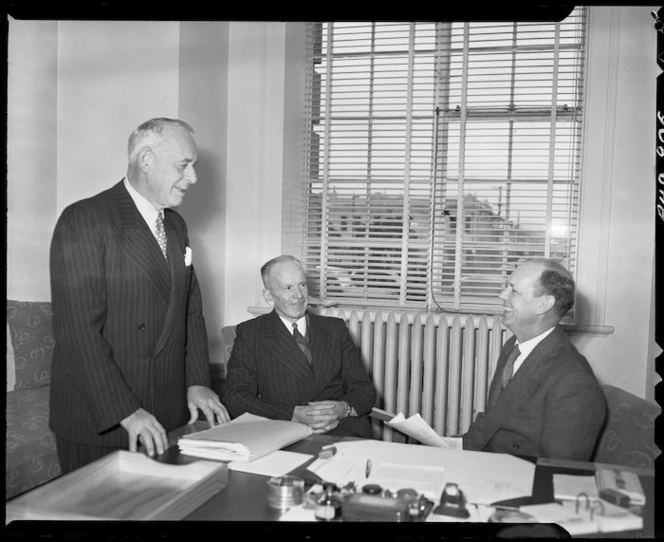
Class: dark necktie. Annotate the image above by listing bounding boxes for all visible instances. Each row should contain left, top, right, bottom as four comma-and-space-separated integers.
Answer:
155, 213, 168, 260
501, 343, 521, 389
292, 323, 312, 365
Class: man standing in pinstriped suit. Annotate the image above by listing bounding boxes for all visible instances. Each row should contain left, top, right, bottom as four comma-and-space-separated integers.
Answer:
49, 118, 230, 474
222, 255, 376, 438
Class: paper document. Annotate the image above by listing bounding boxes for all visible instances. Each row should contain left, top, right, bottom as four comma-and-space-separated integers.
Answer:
369, 462, 446, 496
372, 408, 462, 449
178, 413, 313, 462
521, 499, 643, 535
306, 439, 535, 504
553, 474, 598, 501
228, 450, 312, 476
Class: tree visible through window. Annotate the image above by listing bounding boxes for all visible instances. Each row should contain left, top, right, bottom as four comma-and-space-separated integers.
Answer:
303, 10, 586, 313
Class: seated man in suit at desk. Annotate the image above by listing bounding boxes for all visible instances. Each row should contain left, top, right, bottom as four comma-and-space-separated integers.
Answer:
222, 255, 376, 438
462, 258, 606, 461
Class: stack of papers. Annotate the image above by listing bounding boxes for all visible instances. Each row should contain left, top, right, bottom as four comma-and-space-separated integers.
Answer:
178, 413, 313, 462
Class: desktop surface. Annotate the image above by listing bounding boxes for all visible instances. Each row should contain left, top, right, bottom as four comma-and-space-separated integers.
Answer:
4, 422, 656, 539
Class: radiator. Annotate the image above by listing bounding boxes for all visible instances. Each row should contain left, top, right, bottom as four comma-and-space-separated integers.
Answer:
314, 307, 509, 442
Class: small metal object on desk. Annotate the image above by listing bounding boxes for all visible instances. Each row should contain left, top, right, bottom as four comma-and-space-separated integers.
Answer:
318, 445, 337, 459
266, 475, 305, 510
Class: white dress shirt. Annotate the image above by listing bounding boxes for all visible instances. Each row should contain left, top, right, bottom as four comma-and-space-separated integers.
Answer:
279, 314, 307, 337
123, 177, 163, 241
510, 326, 556, 377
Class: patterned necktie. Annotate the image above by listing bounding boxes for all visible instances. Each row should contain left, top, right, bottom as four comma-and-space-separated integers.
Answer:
292, 323, 312, 365
502, 343, 521, 389
155, 213, 168, 260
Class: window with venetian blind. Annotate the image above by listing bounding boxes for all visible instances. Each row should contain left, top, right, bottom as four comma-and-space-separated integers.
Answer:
303, 9, 586, 314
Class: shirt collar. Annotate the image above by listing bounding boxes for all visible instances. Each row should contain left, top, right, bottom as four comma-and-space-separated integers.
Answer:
124, 177, 161, 229
278, 314, 307, 336
515, 326, 556, 359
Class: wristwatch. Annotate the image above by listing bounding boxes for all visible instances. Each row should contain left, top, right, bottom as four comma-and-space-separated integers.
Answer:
346, 403, 358, 418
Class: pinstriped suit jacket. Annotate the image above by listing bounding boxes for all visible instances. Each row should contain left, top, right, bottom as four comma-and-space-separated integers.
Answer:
462, 327, 606, 461
222, 310, 376, 438
49, 180, 211, 446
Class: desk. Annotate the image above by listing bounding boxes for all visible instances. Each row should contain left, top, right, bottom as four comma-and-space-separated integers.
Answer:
163, 423, 656, 536
4, 423, 656, 539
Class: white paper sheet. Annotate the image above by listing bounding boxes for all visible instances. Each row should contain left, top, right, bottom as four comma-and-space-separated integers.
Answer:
553, 474, 598, 501
228, 450, 313, 477
387, 413, 463, 450
177, 413, 313, 462
306, 439, 535, 504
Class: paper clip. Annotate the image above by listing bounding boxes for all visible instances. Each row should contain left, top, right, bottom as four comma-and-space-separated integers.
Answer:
575, 492, 590, 514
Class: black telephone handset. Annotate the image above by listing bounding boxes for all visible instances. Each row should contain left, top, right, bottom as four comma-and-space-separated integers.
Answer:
432, 482, 470, 518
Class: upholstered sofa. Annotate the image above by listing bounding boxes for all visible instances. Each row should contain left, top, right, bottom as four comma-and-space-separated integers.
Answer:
6, 300, 61, 500
592, 384, 660, 468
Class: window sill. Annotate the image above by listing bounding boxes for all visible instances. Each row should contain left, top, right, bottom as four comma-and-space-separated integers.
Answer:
248, 304, 614, 335
560, 323, 615, 336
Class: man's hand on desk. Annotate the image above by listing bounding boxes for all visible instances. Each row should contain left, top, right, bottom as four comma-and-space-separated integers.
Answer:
292, 400, 349, 433
121, 408, 169, 457
187, 385, 231, 426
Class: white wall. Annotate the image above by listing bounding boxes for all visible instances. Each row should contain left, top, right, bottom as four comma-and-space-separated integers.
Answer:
56, 21, 181, 214
570, 7, 658, 400
222, 22, 289, 326
7, 19, 58, 301
178, 21, 230, 362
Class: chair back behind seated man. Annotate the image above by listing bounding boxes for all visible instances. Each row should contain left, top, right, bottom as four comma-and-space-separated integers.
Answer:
462, 258, 607, 461
222, 255, 376, 438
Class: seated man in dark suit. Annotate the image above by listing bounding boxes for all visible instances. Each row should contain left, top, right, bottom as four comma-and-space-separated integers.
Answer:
222, 255, 376, 438
462, 258, 606, 461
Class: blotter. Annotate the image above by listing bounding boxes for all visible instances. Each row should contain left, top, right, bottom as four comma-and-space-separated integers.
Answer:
178, 413, 313, 462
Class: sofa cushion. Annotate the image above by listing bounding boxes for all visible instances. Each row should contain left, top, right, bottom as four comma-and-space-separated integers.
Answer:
7, 300, 54, 390
593, 384, 660, 468
6, 386, 61, 500
7, 323, 16, 392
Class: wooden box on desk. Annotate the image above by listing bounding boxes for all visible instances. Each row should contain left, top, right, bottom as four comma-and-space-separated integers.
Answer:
5, 450, 228, 522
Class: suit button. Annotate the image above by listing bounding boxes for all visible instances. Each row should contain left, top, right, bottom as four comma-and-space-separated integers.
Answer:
512, 444, 520, 451
137, 323, 145, 330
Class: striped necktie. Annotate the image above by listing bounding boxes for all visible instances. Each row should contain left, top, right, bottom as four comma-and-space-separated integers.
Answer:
292, 323, 312, 365
155, 213, 168, 260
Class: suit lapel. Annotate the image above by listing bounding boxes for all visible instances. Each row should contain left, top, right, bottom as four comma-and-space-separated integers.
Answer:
152, 210, 187, 357
307, 313, 336, 391
265, 311, 316, 384
487, 335, 517, 408
481, 328, 564, 447
110, 182, 171, 305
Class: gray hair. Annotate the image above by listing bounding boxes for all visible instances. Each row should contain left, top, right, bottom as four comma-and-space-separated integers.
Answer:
127, 118, 195, 162
261, 255, 305, 287
528, 258, 575, 317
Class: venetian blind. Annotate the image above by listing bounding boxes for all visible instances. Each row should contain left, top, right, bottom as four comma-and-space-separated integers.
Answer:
303, 9, 586, 312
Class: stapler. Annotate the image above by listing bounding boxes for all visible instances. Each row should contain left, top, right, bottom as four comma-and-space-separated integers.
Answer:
432, 482, 470, 518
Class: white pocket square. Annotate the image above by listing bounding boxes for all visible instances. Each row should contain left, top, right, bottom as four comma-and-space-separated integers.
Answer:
184, 246, 192, 267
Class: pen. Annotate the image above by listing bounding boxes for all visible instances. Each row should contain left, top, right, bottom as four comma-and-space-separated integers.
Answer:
365, 459, 372, 479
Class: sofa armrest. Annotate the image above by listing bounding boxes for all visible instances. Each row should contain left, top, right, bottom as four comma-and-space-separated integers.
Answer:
593, 384, 661, 468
